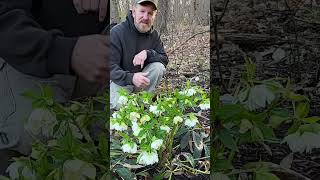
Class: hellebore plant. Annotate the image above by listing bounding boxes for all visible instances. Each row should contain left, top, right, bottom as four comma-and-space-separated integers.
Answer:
109, 83, 210, 167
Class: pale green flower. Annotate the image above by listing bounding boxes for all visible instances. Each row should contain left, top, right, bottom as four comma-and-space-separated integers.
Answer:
199, 102, 210, 110
137, 151, 159, 165
140, 115, 151, 124
160, 125, 171, 133
110, 120, 127, 131
185, 114, 198, 128
118, 96, 128, 105
151, 139, 163, 150
130, 112, 140, 121
173, 116, 183, 124
122, 142, 138, 154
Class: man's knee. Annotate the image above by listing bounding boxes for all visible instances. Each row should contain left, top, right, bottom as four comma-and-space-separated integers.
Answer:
145, 62, 166, 79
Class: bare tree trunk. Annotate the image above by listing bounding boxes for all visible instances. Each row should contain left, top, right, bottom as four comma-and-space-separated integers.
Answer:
155, 0, 169, 34
111, 0, 120, 23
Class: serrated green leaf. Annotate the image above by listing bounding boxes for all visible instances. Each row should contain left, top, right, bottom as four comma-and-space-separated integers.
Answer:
255, 171, 280, 180
269, 115, 288, 128
218, 128, 238, 151
251, 126, 264, 141
193, 131, 203, 150
296, 102, 310, 118
287, 121, 301, 134
287, 92, 308, 102
180, 153, 195, 168
180, 131, 190, 150
260, 126, 276, 140
217, 104, 245, 123
212, 159, 233, 171
280, 153, 293, 169
115, 167, 136, 180
302, 116, 320, 123
99, 133, 108, 159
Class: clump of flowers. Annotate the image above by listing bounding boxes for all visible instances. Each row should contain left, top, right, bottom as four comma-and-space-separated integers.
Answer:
110, 83, 210, 166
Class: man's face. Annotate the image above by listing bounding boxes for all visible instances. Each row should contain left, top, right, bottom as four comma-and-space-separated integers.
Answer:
132, 4, 157, 33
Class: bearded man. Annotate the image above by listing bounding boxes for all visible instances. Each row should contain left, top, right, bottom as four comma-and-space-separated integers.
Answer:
110, 0, 168, 109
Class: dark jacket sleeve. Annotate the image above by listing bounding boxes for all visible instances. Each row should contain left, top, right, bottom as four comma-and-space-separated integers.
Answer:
145, 32, 168, 66
0, 0, 77, 77
110, 27, 134, 86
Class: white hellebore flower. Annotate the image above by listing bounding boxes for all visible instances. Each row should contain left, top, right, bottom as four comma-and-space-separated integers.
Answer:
173, 116, 183, 124
110, 120, 128, 131
130, 112, 140, 122
140, 115, 151, 124
122, 142, 138, 154
112, 112, 121, 119
132, 122, 142, 136
118, 96, 128, 105
25, 108, 57, 137
185, 115, 198, 128
149, 105, 161, 116
199, 103, 210, 110
185, 88, 196, 96
137, 151, 159, 165
160, 125, 171, 133
151, 139, 163, 150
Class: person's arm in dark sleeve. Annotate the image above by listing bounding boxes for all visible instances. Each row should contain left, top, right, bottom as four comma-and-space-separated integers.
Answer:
145, 32, 168, 66
0, 0, 77, 77
110, 27, 133, 86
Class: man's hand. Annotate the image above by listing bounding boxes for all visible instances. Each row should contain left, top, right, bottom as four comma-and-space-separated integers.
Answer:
71, 35, 109, 85
73, 0, 108, 22
132, 72, 150, 88
133, 50, 147, 69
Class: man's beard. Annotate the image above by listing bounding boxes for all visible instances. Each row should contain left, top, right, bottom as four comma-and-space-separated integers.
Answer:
134, 20, 152, 33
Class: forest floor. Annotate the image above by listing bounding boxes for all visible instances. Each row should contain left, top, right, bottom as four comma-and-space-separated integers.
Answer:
212, 0, 320, 179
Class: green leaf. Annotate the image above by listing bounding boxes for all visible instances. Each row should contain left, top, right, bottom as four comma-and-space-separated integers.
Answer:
21, 90, 39, 100
217, 104, 245, 123
239, 119, 253, 134
251, 126, 264, 141
302, 116, 320, 123
0, 176, 11, 180
180, 153, 195, 168
98, 133, 108, 159
204, 144, 210, 157
180, 131, 190, 150
287, 92, 308, 102
296, 102, 310, 118
115, 167, 136, 180
218, 128, 238, 151
193, 131, 203, 150
212, 159, 233, 171
255, 171, 280, 180
299, 123, 320, 133
260, 126, 276, 140
211, 172, 230, 180
42, 86, 53, 98
238, 87, 249, 102
287, 121, 301, 134
280, 153, 293, 169
269, 115, 288, 128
